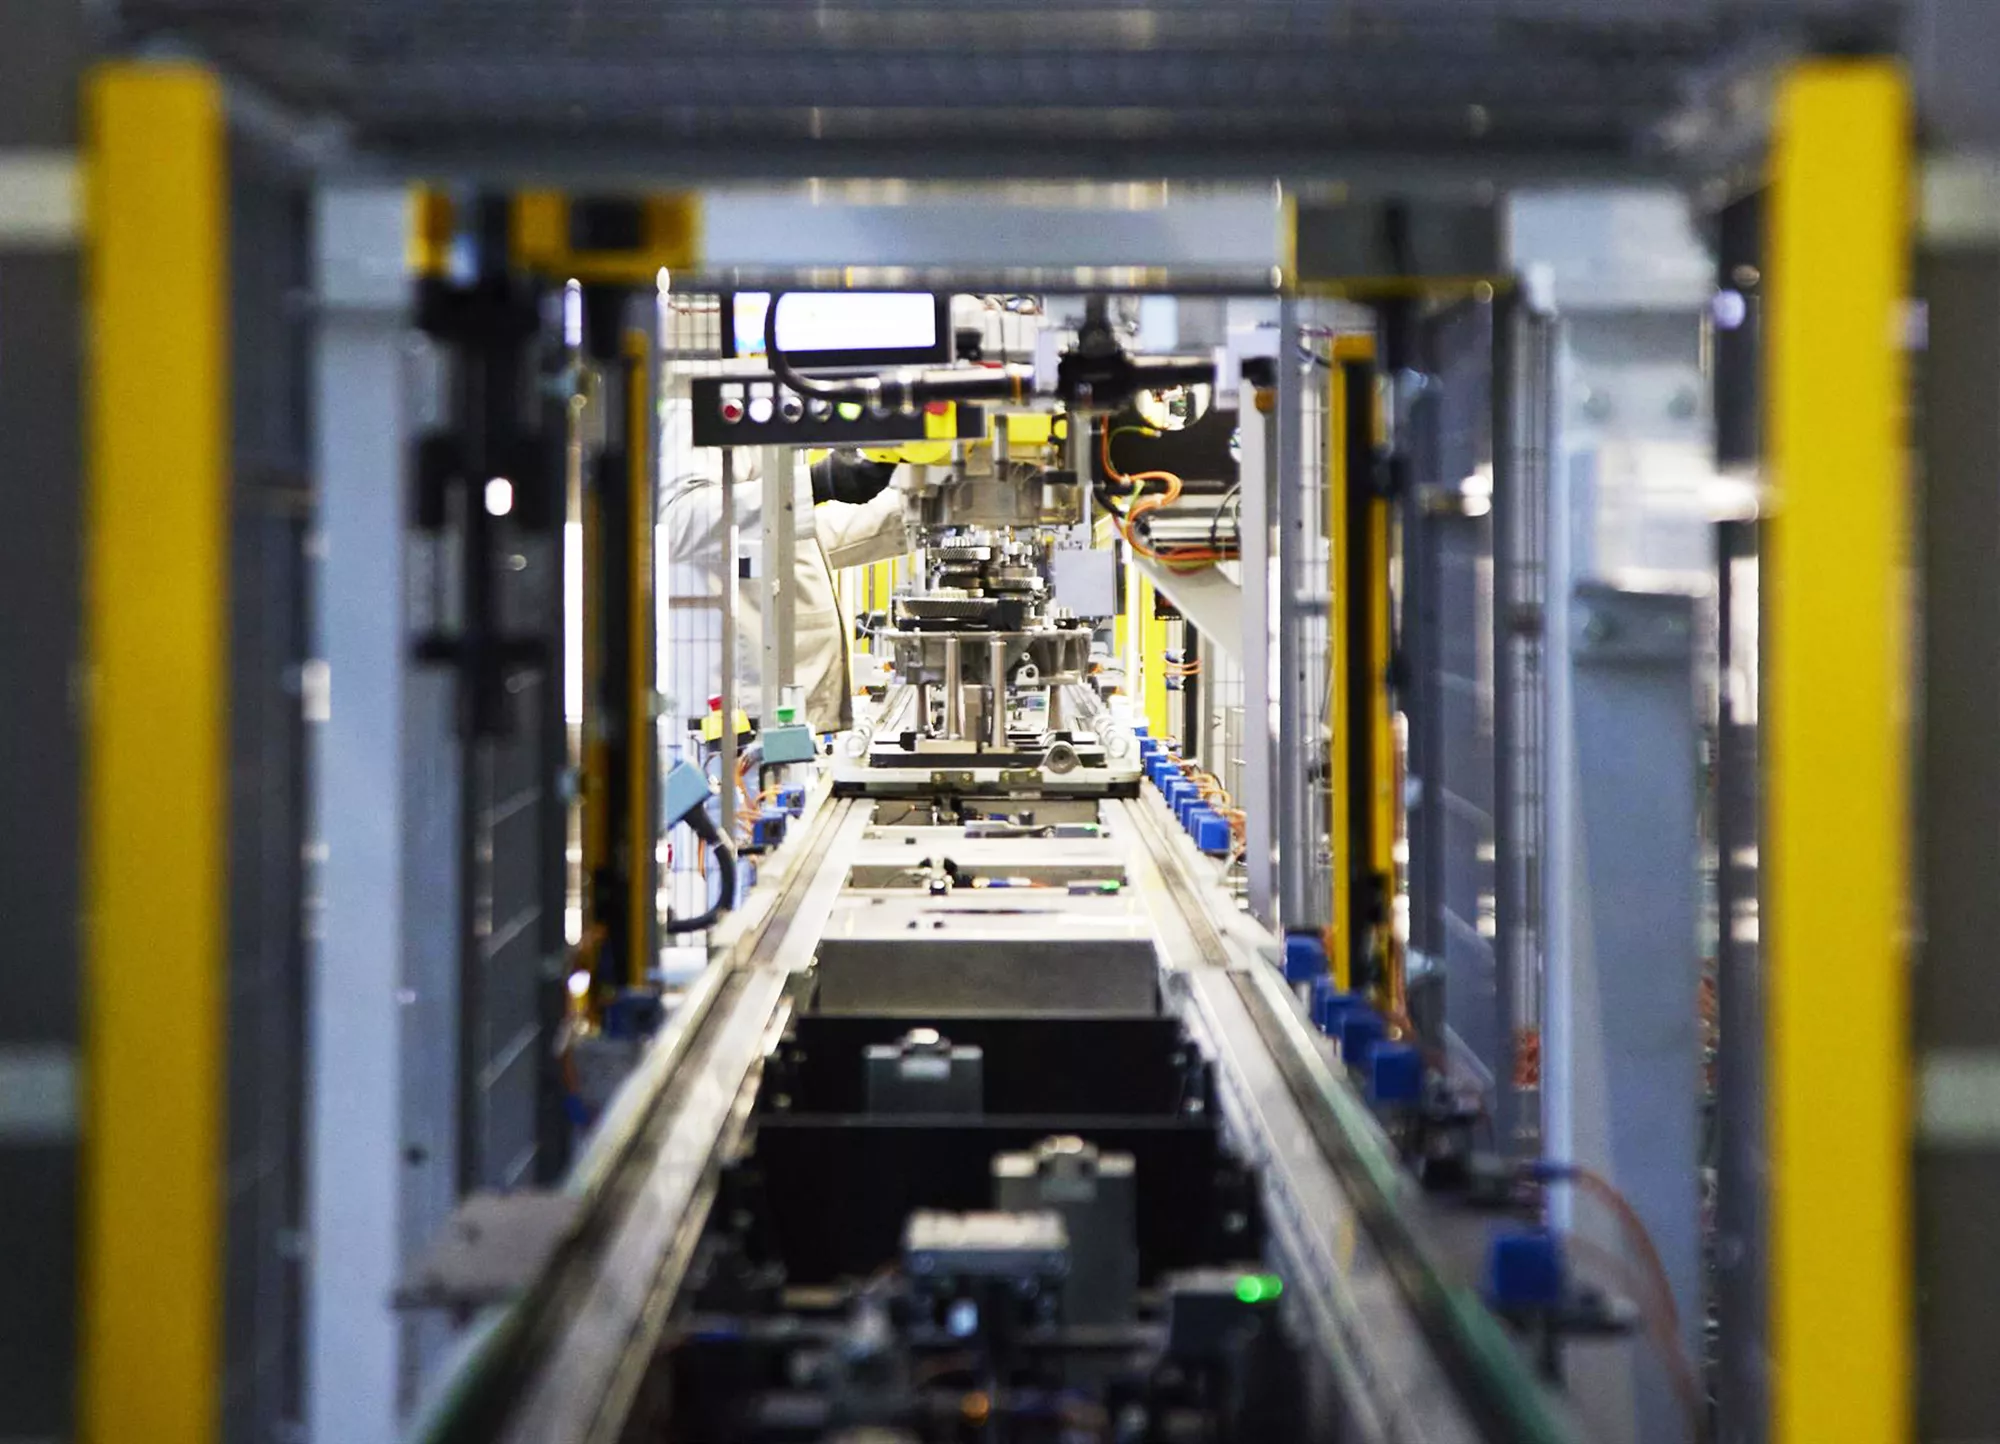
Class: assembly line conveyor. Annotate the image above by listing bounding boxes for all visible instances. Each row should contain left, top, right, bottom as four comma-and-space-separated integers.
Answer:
410, 782, 1578, 1444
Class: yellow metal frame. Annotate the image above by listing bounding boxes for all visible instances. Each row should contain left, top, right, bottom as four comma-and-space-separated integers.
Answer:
578, 373, 610, 978
1365, 480, 1398, 999
1766, 57, 1912, 1444
1137, 572, 1171, 738
512, 191, 700, 283
408, 186, 455, 278
82, 62, 229, 1444
1326, 334, 1377, 990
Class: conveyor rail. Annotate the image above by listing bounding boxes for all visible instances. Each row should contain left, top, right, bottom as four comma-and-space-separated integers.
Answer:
407, 790, 1577, 1444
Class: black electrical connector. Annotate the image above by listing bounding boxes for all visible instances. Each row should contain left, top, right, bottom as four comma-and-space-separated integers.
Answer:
664, 805, 738, 934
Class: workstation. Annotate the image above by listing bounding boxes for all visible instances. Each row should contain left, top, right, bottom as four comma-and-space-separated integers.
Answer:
6, 4, 1997, 1444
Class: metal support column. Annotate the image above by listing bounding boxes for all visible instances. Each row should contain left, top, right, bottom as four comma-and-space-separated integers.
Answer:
625, 324, 659, 984
311, 183, 436, 1444
1712, 517, 1764, 1444
1711, 194, 1766, 1444
759, 444, 798, 728
583, 289, 659, 989
1491, 293, 1552, 1152
1766, 61, 1912, 1444
1238, 329, 1278, 925
718, 448, 740, 840
1511, 186, 1715, 1444
1274, 297, 1320, 932
1331, 344, 1386, 994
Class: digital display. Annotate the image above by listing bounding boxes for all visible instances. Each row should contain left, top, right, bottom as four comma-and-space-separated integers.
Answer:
728, 291, 946, 367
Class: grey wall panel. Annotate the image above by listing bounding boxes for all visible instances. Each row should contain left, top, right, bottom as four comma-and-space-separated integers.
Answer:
0, 0, 82, 147
0, 5, 85, 1433
399, 601, 465, 1410
0, 1147, 78, 1437
0, 252, 82, 1045
1914, 244, 2000, 1443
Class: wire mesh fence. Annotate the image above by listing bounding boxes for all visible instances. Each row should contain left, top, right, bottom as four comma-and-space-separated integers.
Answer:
655, 291, 732, 959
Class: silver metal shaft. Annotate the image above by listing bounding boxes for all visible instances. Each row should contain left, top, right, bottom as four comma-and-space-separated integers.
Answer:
943, 636, 962, 738
989, 637, 1009, 749
718, 447, 738, 839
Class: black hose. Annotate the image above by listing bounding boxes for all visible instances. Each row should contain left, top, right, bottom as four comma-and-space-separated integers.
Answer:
763, 290, 1026, 409
664, 804, 737, 934
762, 291, 849, 399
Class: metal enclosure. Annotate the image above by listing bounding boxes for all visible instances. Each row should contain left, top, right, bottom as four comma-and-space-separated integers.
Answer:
223, 124, 317, 1444
1400, 299, 1504, 1083
1511, 188, 1715, 1444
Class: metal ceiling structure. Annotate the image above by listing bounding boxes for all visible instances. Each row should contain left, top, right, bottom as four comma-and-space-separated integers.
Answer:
116, 0, 1901, 180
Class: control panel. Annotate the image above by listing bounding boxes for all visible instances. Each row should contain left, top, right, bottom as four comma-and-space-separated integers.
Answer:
689, 373, 985, 448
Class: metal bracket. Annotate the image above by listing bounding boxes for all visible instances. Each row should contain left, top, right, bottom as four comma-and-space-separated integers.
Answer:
394, 1191, 582, 1311
1570, 583, 1695, 666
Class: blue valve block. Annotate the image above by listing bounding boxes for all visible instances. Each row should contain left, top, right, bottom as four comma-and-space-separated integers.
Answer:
1192, 809, 1233, 855
1486, 1229, 1565, 1311
1310, 979, 1362, 1035
1339, 1008, 1386, 1068
752, 806, 788, 849
1283, 930, 1328, 984
1367, 1042, 1424, 1105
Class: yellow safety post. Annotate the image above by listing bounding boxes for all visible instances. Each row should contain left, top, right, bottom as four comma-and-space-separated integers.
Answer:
1766, 57, 1912, 1444
1326, 335, 1377, 989
1365, 473, 1398, 1001
407, 186, 455, 278
579, 377, 610, 981
82, 62, 228, 1444
1138, 573, 1171, 739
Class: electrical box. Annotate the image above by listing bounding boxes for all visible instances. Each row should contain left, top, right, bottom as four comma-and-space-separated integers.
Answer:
759, 723, 818, 766
661, 758, 713, 828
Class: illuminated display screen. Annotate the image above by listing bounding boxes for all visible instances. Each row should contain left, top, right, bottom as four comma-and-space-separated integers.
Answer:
728, 291, 947, 367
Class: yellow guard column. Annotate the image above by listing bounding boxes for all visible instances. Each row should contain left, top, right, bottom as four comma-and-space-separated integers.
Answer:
1766, 57, 1913, 1444
82, 62, 229, 1444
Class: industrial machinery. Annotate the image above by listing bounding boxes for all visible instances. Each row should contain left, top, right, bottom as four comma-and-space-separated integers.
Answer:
394, 289, 1631, 1444
842, 413, 1139, 791
414, 783, 1587, 1444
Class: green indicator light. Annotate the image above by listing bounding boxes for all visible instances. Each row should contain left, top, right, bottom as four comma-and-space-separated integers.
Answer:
1234, 1273, 1284, 1304
837, 401, 864, 421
